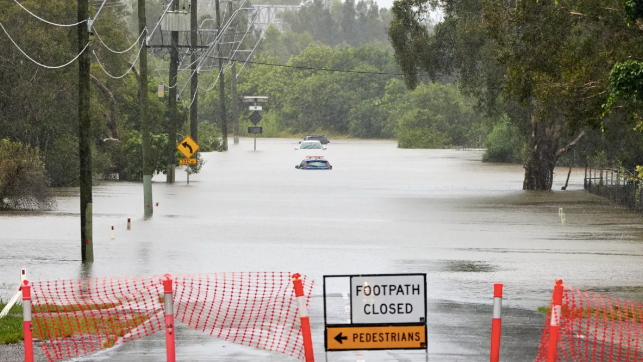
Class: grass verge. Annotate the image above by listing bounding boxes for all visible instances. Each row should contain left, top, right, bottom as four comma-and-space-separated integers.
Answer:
0, 301, 147, 348
0, 301, 23, 344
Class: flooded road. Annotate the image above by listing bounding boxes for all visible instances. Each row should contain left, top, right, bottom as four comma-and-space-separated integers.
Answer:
2, 138, 643, 361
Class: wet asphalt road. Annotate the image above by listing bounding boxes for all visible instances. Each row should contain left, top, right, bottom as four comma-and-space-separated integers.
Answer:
2, 138, 643, 361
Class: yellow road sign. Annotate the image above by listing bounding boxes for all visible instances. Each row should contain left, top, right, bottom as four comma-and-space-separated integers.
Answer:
177, 136, 199, 158
179, 158, 197, 165
326, 325, 426, 351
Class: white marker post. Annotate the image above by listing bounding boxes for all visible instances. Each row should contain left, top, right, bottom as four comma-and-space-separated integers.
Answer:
0, 268, 27, 319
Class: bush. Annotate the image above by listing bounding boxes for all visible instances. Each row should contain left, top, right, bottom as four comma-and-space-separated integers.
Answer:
110, 131, 168, 181
44, 135, 79, 187
396, 110, 452, 149
0, 139, 55, 210
483, 118, 526, 163
397, 126, 451, 149
196, 122, 222, 152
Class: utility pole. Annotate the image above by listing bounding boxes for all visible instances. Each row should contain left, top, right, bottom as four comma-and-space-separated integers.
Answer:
231, 61, 239, 144
166, 0, 180, 183
228, 1, 239, 145
215, 0, 228, 150
78, 0, 93, 262
139, 0, 153, 217
190, 0, 198, 143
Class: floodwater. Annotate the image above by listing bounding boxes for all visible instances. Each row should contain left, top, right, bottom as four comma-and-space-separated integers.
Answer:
2, 138, 643, 361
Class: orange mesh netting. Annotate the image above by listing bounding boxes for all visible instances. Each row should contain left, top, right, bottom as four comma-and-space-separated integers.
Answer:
29, 272, 313, 361
536, 285, 643, 361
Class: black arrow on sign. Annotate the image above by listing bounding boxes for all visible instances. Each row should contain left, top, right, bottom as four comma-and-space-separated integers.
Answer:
334, 332, 347, 344
182, 142, 193, 154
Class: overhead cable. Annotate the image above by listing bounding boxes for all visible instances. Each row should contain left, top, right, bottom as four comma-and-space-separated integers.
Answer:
0, 20, 89, 69
12, 0, 88, 27
92, 45, 144, 79
219, 57, 412, 77
94, 27, 147, 54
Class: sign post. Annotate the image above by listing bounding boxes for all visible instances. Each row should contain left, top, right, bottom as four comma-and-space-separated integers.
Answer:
323, 273, 427, 359
176, 136, 199, 184
243, 96, 268, 151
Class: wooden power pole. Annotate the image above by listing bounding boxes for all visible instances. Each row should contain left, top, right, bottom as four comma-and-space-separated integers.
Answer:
139, 0, 153, 216
190, 0, 198, 143
228, 1, 239, 145
78, 0, 93, 262
166, 0, 180, 183
215, 0, 228, 150
231, 61, 238, 144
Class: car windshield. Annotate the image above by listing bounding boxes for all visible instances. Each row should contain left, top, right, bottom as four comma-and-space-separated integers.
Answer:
300, 141, 321, 149
306, 161, 328, 168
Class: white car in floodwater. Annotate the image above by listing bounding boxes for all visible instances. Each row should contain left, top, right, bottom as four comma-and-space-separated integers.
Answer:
295, 140, 327, 153
295, 140, 326, 156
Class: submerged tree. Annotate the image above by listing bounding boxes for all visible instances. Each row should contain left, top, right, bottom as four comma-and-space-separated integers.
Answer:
0, 139, 55, 210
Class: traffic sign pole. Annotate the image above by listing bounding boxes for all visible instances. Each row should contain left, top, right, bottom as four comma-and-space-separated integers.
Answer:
253, 101, 258, 150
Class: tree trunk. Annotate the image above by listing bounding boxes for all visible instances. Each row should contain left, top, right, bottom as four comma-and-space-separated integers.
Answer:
523, 112, 559, 191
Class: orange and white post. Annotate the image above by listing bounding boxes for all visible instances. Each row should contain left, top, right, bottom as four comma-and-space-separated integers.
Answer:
163, 275, 176, 362
547, 280, 564, 362
22, 280, 33, 362
490, 283, 503, 362
292, 273, 314, 362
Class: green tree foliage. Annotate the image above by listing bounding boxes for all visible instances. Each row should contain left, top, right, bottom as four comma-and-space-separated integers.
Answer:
0, 0, 181, 186
390, 0, 643, 189
0, 139, 55, 210
483, 118, 526, 164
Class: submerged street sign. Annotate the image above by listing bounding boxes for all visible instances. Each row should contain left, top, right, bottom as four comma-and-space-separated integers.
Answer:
326, 325, 426, 351
351, 274, 426, 324
177, 136, 199, 158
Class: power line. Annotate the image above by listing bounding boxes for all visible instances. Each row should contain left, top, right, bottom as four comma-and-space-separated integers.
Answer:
92, 45, 144, 79
217, 57, 411, 77
0, 20, 89, 69
94, 27, 147, 54
12, 0, 87, 27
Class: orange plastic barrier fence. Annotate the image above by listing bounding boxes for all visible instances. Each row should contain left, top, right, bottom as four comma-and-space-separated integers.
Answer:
536, 282, 643, 361
29, 272, 313, 361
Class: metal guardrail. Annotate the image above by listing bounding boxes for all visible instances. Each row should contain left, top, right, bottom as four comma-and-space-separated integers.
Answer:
584, 166, 643, 212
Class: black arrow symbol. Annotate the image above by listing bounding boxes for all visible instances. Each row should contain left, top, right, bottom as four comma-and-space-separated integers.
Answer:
334, 332, 347, 344
182, 142, 193, 154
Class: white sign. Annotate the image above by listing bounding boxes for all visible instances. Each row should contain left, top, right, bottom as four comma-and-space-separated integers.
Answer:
249, 106, 262, 111
351, 274, 426, 324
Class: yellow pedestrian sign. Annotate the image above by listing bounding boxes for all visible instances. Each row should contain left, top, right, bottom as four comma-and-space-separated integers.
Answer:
177, 136, 199, 158
326, 325, 426, 351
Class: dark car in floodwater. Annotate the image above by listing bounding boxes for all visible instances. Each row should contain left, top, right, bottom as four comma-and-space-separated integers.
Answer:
304, 134, 330, 144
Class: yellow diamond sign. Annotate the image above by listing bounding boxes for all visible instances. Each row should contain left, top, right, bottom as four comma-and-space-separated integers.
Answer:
177, 136, 199, 158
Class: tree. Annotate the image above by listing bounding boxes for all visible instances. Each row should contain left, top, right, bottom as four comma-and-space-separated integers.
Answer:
389, 0, 643, 189
0, 139, 55, 210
